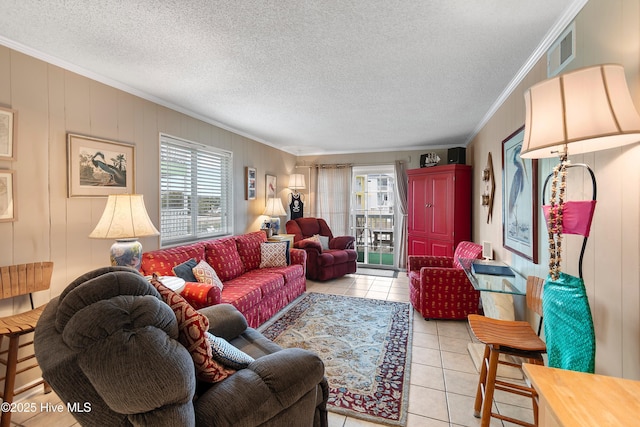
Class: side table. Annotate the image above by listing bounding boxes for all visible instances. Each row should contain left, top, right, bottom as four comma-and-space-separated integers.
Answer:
268, 233, 295, 250
147, 276, 186, 293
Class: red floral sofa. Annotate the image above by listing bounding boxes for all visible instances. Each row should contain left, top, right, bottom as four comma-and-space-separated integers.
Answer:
408, 241, 482, 320
140, 231, 306, 328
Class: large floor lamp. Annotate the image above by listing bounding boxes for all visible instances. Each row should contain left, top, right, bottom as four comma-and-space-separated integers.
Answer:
520, 64, 640, 372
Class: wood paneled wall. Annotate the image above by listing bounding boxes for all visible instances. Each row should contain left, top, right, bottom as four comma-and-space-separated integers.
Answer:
0, 48, 297, 306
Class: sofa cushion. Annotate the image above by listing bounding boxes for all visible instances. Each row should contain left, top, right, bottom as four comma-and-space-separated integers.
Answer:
240, 270, 285, 296
259, 241, 289, 268
172, 258, 198, 282
149, 276, 235, 383
141, 242, 205, 276
261, 264, 305, 284
205, 238, 244, 281
192, 260, 224, 291
220, 283, 262, 315
316, 235, 330, 250
235, 231, 268, 271
206, 332, 254, 370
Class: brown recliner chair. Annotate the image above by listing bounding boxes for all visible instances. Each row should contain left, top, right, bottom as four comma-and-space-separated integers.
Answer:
286, 218, 357, 281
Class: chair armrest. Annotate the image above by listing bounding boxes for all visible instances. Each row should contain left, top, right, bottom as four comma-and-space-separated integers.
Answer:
330, 236, 355, 250
289, 248, 307, 266
180, 282, 221, 310
296, 239, 323, 252
194, 348, 325, 425
408, 255, 454, 272
199, 304, 248, 341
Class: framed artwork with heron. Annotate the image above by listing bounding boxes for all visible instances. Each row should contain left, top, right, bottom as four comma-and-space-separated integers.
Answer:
67, 133, 135, 197
502, 125, 538, 263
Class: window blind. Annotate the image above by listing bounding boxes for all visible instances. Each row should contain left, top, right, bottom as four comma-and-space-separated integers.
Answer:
160, 133, 233, 246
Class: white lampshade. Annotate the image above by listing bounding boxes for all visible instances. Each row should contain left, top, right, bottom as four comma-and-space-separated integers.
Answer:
90, 194, 159, 239
521, 64, 640, 159
89, 194, 159, 270
288, 173, 306, 190
263, 197, 287, 217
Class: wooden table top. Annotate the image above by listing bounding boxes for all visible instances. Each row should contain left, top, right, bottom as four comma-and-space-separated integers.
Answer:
523, 363, 640, 427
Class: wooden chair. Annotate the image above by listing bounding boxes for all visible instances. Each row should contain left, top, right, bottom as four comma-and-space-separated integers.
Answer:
0, 262, 53, 427
468, 275, 546, 427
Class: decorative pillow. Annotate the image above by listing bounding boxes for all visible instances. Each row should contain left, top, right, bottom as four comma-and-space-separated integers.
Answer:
204, 238, 244, 281
149, 275, 235, 382
307, 234, 321, 244
206, 332, 254, 370
316, 234, 330, 250
298, 234, 322, 252
172, 258, 198, 282
192, 260, 224, 291
259, 241, 290, 268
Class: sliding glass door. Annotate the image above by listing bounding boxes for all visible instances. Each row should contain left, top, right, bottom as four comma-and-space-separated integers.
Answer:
352, 165, 396, 268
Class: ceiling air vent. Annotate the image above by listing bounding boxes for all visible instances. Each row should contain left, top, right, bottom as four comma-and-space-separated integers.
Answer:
547, 22, 575, 77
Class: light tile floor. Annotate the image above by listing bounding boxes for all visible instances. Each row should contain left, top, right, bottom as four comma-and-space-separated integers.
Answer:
12, 271, 534, 426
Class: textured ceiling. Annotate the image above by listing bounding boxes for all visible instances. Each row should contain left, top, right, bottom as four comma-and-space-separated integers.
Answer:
0, 1, 584, 155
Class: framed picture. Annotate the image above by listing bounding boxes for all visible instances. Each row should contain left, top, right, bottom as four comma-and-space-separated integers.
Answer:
265, 174, 276, 202
502, 126, 538, 263
0, 170, 16, 222
0, 107, 16, 160
246, 167, 257, 200
67, 133, 135, 197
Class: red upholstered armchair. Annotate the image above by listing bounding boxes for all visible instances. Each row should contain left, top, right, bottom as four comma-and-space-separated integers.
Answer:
286, 217, 357, 281
408, 241, 482, 320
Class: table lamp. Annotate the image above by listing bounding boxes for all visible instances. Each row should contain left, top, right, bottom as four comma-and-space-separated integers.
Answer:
520, 64, 640, 373
89, 194, 159, 270
263, 197, 287, 235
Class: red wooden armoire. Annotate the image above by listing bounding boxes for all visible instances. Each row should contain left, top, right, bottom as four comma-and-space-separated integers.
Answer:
407, 164, 472, 258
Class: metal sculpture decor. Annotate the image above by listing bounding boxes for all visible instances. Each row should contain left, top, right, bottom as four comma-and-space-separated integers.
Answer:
481, 152, 495, 224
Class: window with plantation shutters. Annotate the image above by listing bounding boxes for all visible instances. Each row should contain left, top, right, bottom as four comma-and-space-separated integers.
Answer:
160, 133, 233, 246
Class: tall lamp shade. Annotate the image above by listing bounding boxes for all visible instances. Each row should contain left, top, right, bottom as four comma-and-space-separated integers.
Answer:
89, 194, 159, 270
288, 174, 306, 192
521, 64, 640, 159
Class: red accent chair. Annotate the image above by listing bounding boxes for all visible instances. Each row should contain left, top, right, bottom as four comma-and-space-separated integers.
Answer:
286, 217, 357, 281
408, 241, 482, 320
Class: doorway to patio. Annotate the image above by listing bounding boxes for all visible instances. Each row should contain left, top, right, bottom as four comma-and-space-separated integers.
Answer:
351, 165, 397, 269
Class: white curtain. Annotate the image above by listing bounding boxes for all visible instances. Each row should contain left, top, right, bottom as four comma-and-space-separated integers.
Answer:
316, 166, 352, 236
394, 161, 408, 270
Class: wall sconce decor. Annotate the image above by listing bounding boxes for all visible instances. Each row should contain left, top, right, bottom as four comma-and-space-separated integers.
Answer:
481, 152, 495, 223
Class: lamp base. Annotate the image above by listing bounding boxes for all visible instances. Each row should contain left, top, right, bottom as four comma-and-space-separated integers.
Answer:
269, 217, 281, 235
110, 239, 143, 270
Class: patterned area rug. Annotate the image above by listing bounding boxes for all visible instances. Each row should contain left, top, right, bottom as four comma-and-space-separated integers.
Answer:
260, 293, 412, 426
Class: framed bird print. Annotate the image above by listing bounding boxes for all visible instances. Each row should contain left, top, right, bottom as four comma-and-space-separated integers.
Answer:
67, 133, 135, 197
265, 174, 276, 203
502, 126, 538, 263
